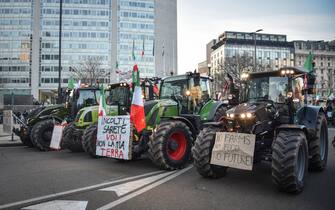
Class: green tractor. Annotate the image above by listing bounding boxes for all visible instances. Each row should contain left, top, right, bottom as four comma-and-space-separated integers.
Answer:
83, 72, 234, 170
192, 67, 328, 193
62, 83, 131, 152
16, 87, 101, 151
64, 79, 160, 154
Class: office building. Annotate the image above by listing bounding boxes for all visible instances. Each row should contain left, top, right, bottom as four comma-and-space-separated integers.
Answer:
0, 0, 177, 101
208, 31, 295, 91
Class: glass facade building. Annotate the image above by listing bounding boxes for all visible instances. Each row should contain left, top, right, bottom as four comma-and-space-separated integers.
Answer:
117, 0, 155, 79
0, 0, 33, 96
0, 0, 177, 101
39, 0, 111, 100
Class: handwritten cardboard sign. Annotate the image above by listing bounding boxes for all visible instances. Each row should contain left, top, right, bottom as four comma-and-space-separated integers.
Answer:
50, 125, 64, 150
210, 132, 256, 171
96, 115, 132, 160
3, 110, 13, 134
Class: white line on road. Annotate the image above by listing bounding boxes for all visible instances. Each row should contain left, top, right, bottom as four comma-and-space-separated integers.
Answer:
99, 170, 175, 196
0, 170, 165, 210
97, 166, 193, 210
22, 200, 88, 210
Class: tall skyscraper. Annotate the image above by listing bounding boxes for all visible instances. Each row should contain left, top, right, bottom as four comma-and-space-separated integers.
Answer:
0, 0, 177, 101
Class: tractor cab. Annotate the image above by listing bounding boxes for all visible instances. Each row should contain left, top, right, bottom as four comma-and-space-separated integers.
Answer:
141, 77, 161, 100
106, 83, 131, 115
66, 87, 101, 120
159, 72, 212, 114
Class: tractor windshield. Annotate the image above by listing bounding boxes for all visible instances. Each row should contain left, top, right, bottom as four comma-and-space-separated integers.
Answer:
160, 76, 188, 99
107, 86, 130, 106
248, 77, 288, 103
76, 89, 100, 108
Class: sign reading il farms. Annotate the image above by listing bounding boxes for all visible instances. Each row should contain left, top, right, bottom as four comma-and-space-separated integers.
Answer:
210, 132, 256, 171
96, 115, 131, 160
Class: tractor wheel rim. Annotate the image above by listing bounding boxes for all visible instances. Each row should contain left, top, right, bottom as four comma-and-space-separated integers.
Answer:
320, 123, 326, 160
167, 131, 187, 161
296, 144, 306, 182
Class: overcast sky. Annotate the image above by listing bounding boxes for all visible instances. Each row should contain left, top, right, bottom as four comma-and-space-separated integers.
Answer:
177, 0, 335, 74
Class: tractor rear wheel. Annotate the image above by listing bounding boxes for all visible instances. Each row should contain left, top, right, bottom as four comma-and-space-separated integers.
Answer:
62, 123, 84, 152
19, 133, 33, 147
31, 119, 55, 151
272, 130, 308, 193
309, 113, 328, 171
148, 120, 193, 170
192, 126, 227, 178
82, 124, 98, 158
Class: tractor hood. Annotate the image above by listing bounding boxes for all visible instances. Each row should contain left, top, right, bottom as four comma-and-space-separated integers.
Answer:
36, 104, 65, 117
144, 99, 178, 115
226, 101, 269, 118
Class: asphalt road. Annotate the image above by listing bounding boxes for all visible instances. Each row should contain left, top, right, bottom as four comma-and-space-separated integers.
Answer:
0, 129, 334, 210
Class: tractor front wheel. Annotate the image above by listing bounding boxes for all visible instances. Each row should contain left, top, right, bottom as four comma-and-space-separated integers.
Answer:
62, 123, 84, 152
272, 130, 308, 193
192, 126, 227, 178
309, 113, 328, 171
20, 135, 33, 147
82, 124, 98, 158
31, 119, 55, 151
148, 121, 192, 170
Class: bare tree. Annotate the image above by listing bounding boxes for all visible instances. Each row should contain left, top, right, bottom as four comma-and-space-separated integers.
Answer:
70, 57, 108, 86
214, 53, 253, 92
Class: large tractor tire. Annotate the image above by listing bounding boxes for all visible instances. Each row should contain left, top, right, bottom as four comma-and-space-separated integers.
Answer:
148, 120, 193, 170
62, 123, 84, 152
19, 133, 33, 147
31, 119, 55, 151
272, 130, 308, 193
308, 113, 328, 171
192, 126, 227, 178
213, 106, 227, 122
82, 124, 98, 158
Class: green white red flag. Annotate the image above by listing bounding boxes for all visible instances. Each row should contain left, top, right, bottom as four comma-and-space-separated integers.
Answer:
130, 65, 146, 132
98, 86, 107, 117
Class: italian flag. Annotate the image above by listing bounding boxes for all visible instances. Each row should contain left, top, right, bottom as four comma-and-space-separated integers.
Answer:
130, 65, 146, 132
98, 86, 107, 117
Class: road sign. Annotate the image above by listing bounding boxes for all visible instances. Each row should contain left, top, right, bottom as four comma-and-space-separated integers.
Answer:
96, 115, 132, 160
211, 132, 256, 171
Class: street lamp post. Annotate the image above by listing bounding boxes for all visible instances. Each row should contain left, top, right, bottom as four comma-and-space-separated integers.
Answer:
57, 0, 63, 104
251, 29, 263, 72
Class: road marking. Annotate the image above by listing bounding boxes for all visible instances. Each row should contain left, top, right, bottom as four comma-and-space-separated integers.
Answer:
22, 200, 88, 210
100, 171, 175, 196
0, 170, 164, 210
97, 166, 193, 210
328, 128, 335, 131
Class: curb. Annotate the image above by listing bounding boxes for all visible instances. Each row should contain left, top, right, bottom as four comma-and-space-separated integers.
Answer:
0, 143, 24, 147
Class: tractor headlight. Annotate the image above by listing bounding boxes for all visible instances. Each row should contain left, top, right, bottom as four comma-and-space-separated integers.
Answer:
240, 112, 253, 119
223, 99, 229, 104
229, 113, 235, 118
228, 94, 233, 100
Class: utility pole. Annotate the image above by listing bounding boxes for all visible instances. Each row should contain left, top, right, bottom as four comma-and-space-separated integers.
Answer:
57, 0, 63, 104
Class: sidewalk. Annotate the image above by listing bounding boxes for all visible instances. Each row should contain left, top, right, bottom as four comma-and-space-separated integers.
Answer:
0, 124, 23, 147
